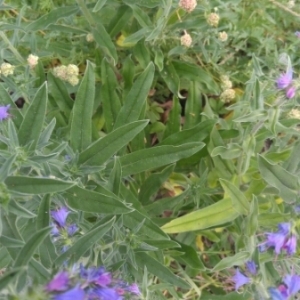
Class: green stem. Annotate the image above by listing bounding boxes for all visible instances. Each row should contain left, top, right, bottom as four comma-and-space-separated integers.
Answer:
76, 0, 95, 26
0, 32, 24, 64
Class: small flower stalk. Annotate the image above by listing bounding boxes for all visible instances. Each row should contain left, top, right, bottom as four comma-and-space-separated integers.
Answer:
179, 0, 197, 13
53, 64, 80, 86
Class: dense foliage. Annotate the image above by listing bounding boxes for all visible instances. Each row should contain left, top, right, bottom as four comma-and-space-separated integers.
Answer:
0, 0, 300, 299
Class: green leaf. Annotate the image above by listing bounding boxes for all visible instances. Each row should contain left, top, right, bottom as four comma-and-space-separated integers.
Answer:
48, 72, 73, 118
0, 236, 25, 248
100, 58, 121, 132
161, 198, 239, 234
55, 217, 115, 266
18, 83, 47, 150
8, 200, 36, 218
108, 157, 122, 196
26, 6, 79, 31
0, 267, 25, 290
163, 96, 181, 139
13, 227, 51, 267
213, 252, 250, 271
64, 185, 131, 214
92, 22, 118, 63
176, 242, 205, 270
70, 61, 95, 152
257, 155, 299, 202
93, 0, 107, 12
118, 142, 205, 176
139, 164, 175, 204
114, 62, 155, 129
78, 120, 148, 165
135, 252, 189, 289
220, 179, 250, 215
161, 119, 215, 146
5, 176, 75, 194
107, 5, 132, 37
0, 154, 16, 182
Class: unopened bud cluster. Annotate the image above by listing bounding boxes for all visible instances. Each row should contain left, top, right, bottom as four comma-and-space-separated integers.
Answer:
218, 31, 228, 42
27, 54, 39, 69
86, 33, 94, 42
207, 13, 220, 27
179, 0, 197, 13
220, 88, 235, 103
220, 75, 233, 90
181, 32, 192, 47
53, 64, 80, 86
0, 62, 15, 77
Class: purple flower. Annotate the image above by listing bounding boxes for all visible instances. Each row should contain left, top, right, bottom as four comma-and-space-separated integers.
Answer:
283, 274, 300, 295
88, 287, 122, 300
80, 265, 111, 286
245, 261, 257, 275
0, 105, 10, 121
294, 205, 300, 214
265, 232, 286, 254
128, 283, 140, 295
286, 86, 296, 99
278, 223, 291, 235
276, 68, 293, 89
67, 224, 78, 236
295, 31, 300, 38
269, 286, 288, 300
46, 271, 69, 292
284, 235, 297, 255
51, 207, 70, 227
232, 269, 250, 290
54, 286, 85, 300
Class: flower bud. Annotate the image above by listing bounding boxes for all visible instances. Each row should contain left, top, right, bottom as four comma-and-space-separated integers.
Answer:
181, 32, 192, 47
220, 88, 235, 103
53, 65, 68, 80
207, 13, 220, 27
179, 0, 197, 13
218, 31, 228, 42
86, 33, 94, 42
27, 54, 39, 69
0, 63, 15, 77
66, 64, 79, 76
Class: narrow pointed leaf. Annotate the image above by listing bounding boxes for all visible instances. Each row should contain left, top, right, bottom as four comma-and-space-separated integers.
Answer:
79, 120, 148, 165
64, 185, 131, 214
220, 179, 250, 215
114, 63, 155, 129
0, 267, 25, 290
119, 142, 205, 176
13, 227, 51, 267
5, 176, 75, 194
213, 252, 250, 271
161, 198, 239, 234
18, 83, 47, 150
70, 61, 95, 152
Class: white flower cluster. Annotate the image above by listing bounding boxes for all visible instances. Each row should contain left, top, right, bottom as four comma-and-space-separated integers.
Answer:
218, 31, 228, 42
207, 13, 220, 27
181, 32, 192, 47
27, 54, 39, 69
179, 0, 197, 13
0, 63, 15, 77
53, 64, 80, 86
220, 75, 235, 103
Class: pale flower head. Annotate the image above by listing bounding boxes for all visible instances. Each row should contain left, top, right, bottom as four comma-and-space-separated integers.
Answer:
207, 13, 220, 27
67, 76, 79, 86
179, 0, 197, 13
218, 31, 228, 42
66, 64, 79, 76
27, 54, 39, 69
53, 65, 68, 80
220, 88, 235, 103
220, 75, 233, 90
181, 32, 192, 47
287, 0, 295, 8
86, 33, 94, 42
1, 63, 15, 77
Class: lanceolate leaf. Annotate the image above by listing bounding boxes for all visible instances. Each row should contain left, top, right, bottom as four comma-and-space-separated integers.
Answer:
13, 227, 52, 267
258, 155, 299, 202
114, 62, 155, 129
0, 267, 25, 290
70, 61, 95, 152
118, 142, 205, 176
161, 198, 239, 234
79, 120, 148, 165
5, 176, 75, 194
64, 185, 131, 214
18, 83, 47, 150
